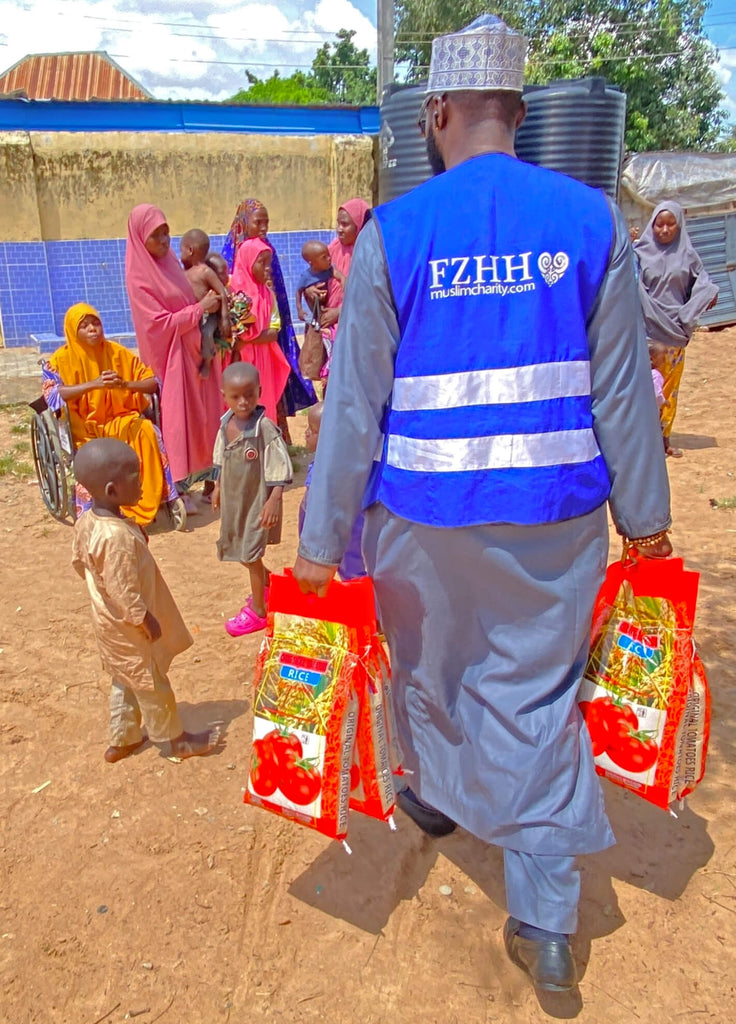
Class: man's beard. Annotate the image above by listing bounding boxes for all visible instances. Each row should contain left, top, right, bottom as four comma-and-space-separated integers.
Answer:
426, 129, 446, 176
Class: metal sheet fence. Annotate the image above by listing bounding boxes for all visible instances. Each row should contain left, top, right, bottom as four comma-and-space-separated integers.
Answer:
688, 213, 736, 329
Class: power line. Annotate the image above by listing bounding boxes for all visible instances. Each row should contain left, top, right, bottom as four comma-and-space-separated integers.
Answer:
99, 45, 736, 73
397, 23, 736, 44
108, 52, 372, 70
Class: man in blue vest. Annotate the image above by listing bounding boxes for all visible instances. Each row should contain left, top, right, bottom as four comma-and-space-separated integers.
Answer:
294, 15, 672, 994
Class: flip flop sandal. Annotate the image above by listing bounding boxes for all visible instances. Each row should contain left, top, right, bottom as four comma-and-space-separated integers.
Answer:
225, 604, 267, 637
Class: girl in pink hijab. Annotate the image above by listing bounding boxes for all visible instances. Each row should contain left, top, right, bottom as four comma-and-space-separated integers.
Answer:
125, 204, 223, 491
230, 237, 290, 423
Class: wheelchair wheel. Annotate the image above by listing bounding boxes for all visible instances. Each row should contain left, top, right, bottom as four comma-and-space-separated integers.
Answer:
30, 410, 71, 521
168, 498, 187, 532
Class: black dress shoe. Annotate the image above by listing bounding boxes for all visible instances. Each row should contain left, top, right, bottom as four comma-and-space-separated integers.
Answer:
396, 788, 457, 837
504, 917, 577, 992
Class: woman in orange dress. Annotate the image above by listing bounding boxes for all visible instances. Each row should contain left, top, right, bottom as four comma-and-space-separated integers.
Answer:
42, 302, 177, 526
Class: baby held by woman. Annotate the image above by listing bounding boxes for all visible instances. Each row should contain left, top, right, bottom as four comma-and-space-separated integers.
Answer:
180, 229, 231, 378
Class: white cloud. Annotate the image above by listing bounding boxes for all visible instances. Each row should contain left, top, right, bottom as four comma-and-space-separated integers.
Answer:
0, 0, 377, 100
714, 54, 736, 122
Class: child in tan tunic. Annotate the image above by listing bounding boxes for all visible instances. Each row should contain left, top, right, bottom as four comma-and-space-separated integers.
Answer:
72, 438, 221, 762
212, 362, 292, 636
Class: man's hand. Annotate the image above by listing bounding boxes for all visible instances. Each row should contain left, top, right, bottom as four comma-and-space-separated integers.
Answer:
211, 481, 221, 512
636, 535, 673, 559
292, 555, 337, 597
141, 610, 162, 642
629, 532, 673, 560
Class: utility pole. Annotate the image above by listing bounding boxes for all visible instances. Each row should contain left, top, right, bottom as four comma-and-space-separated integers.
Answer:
377, 0, 395, 103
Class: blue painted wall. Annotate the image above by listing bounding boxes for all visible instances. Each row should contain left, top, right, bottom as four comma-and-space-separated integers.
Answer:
0, 230, 332, 350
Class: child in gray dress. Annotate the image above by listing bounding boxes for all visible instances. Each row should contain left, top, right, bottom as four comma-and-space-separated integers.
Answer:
212, 362, 292, 636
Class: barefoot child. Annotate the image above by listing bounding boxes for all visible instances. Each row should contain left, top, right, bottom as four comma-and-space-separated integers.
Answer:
298, 401, 366, 580
295, 241, 345, 327
72, 438, 221, 763
180, 229, 231, 378
213, 362, 293, 636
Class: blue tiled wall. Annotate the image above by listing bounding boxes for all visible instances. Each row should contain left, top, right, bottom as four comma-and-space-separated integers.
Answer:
0, 229, 333, 349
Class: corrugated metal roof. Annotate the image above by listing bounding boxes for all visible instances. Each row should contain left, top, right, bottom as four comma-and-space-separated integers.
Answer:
0, 51, 151, 101
688, 213, 736, 329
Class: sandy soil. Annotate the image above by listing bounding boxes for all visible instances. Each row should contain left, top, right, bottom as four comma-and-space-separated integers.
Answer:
1, 331, 735, 1024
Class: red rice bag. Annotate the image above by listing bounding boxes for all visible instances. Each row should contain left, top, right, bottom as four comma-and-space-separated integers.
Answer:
244, 574, 373, 841
348, 635, 398, 824
579, 555, 710, 810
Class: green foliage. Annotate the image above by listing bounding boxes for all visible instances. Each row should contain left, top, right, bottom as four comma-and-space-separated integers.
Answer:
395, 0, 728, 151
312, 29, 377, 104
230, 70, 333, 106
230, 30, 376, 106
712, 123, 736, 152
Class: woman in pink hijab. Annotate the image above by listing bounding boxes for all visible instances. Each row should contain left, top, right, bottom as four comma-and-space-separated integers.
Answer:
320, 197, 371, 329
125, 204, 222, 493
230, 237, 290, 423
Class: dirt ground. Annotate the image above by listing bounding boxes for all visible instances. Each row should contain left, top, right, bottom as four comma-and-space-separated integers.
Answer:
1, 331, 735, 1024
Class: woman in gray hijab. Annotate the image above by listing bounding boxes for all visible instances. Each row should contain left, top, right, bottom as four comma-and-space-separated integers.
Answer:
634, 201, 718, 456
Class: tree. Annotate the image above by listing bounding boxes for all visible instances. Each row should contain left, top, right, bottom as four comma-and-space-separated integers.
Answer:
230, 70, 332, 106
394, 0, 728, 151
312, 28, 377, 104
230, 29, 376, 106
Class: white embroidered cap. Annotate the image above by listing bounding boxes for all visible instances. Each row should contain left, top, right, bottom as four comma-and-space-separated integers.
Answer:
427, 14, 527, 94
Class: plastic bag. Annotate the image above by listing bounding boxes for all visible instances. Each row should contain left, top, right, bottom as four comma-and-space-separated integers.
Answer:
578, 555, 710, 810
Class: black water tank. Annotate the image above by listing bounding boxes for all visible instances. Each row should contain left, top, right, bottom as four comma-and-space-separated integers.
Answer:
378, 77, 626, 202
379, 84, 431, 204
516, 77, 626, 199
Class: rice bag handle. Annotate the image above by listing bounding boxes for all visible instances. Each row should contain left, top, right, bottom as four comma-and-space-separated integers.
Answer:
271, 571, 378, 631
594, 556, 698, 642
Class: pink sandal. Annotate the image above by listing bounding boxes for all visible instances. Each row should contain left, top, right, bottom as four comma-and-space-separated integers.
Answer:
225, 604, 267, 637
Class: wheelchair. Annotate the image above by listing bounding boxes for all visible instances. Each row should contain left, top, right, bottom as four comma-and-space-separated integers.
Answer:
29, 371, 187, 531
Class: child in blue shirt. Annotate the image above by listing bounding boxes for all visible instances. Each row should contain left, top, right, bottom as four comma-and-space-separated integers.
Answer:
296, 242, 345, 327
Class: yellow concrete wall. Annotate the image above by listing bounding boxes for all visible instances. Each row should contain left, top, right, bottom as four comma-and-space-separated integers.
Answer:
0, 132, 43, 242
0, 131, 375, 242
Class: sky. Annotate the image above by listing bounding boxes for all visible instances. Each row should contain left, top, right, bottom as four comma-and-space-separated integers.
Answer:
0, 0, 735, 122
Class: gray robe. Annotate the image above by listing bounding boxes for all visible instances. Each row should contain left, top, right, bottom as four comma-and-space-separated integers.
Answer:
299, 202, 671, 856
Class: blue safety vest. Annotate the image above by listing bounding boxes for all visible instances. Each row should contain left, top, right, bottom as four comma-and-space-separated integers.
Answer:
366, 153, 614, 528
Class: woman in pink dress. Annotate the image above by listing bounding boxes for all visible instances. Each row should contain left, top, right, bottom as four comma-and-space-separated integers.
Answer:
230, 237, 290, 424
305, 198, 371, 382
321, 198, 371, 331
125, 204, 223, 501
